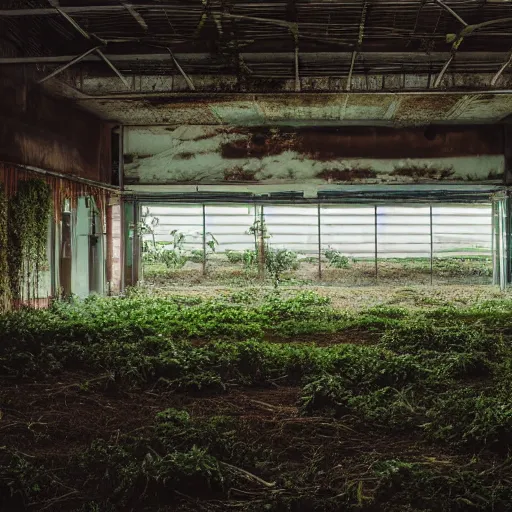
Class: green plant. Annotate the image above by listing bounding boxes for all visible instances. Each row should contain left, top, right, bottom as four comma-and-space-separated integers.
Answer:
423, 389, 512, 448
246, 217, 269, 253
265, 248, 299, 286
225, 250, 243, 264
324, 247, 350, 268
0, 185, 9, 312
7, 180, 52, 302
138, 207, 159, 252
242, 249, 258, 269
189, 249, 204, 263
160, 230, 188, 269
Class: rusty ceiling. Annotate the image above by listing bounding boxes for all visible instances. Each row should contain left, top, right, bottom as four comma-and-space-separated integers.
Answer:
3, 1, 512, 125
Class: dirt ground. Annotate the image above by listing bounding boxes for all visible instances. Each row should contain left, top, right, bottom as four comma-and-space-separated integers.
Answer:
0, 372, 475, 512
142, 257, 493, 291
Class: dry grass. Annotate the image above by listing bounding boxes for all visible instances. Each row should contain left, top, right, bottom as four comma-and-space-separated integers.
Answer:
137, 282, 511, 312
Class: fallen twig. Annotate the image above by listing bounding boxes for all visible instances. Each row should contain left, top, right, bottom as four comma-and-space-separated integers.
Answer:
220, 461, 276, 488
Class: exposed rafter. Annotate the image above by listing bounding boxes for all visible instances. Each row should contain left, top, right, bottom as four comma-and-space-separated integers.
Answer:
492, 50, 512, 86
37, 45, 102, 83
121, 3, 148, 31
1, 1, 512, 93
45, 2, 130, 89
347, 1, 368, 92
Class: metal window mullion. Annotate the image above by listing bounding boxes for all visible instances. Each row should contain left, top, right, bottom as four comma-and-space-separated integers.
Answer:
499, 201, 507, 290
317, 204, 322, 279
430, 204, 433, 286
374, 205, 378, 280
492, 201, 498, 286
202, 204, 206, 276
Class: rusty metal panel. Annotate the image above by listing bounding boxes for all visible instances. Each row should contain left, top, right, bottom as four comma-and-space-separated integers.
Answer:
343, 94, 397, 120
82, 99, 220, 125
123, 125, 504, 186
394, 95, 463, 123
209, 102, 266, 125
257, 95, 347, 122
455, 95, 512, 122
75, 92, 512, 126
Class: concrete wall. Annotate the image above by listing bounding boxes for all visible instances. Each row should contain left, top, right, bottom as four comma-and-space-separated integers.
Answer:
124, 125, 504, 186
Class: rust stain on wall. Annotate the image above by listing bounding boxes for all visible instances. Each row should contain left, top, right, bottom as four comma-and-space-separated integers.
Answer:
123, 125, 505, 185
395, 96, 461, 122
218, 126, 503, 161
223, 167, 257, 181
390, 166, 455, 180
317, 168, 377, 182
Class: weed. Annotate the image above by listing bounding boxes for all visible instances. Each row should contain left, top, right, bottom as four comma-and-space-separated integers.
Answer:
265, 248, 299, 286
324, 247, 350, 268
225, 250, 243, 264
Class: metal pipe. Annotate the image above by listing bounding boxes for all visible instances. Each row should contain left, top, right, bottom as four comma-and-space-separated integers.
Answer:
432, 0, 468, 27
37, 46, 102, 84
202, 204, 207, 276
5, 162, 121, 193
491, 51, 512, 86
374, 205, 378, 280
317, 203, 322, 279
2, 51, 509, 65
432, 54, 454, 88
95, 49, 131, 89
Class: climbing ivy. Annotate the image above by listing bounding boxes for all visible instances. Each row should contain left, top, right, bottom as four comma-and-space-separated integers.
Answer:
0, 185, 9, 312
7, 179, 53, 303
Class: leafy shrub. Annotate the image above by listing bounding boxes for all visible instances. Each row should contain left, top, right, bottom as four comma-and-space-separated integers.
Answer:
371, 458, 512, 512
325, 247, 350, 268
381, 321, 500, 355
79, 439, 224, 504
242, 249, 258, 269
299, 374, 352, 416
265, 248, 299, 284
423, 389, 512, 448
188, 249, 204, 263
225, 250, 243, 264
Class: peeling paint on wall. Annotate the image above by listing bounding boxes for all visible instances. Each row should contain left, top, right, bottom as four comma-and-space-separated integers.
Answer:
123, 126, 505, 185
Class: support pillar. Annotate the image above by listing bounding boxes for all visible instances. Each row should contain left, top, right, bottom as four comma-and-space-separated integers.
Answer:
492, 196, 509, 290
123, 199, 136, 287
317, 204, 322, 279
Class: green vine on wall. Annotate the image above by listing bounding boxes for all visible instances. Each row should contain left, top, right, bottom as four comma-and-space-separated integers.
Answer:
0, 185, 9, 312
7, 179, 53, 303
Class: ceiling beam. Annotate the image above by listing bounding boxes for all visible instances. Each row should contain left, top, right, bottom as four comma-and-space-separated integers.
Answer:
121, 3, 148, 31
37, 45, 102, 83
0, 51, 508, 65
46, 4, 131, 88
0, 6, 127, 15
347, 1, 368, 92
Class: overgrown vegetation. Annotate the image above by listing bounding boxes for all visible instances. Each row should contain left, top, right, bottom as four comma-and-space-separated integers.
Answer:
0, 185, 9, 312
0, 179, 52, 309
2, 291, 512, 511
325, 246, 351, 268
